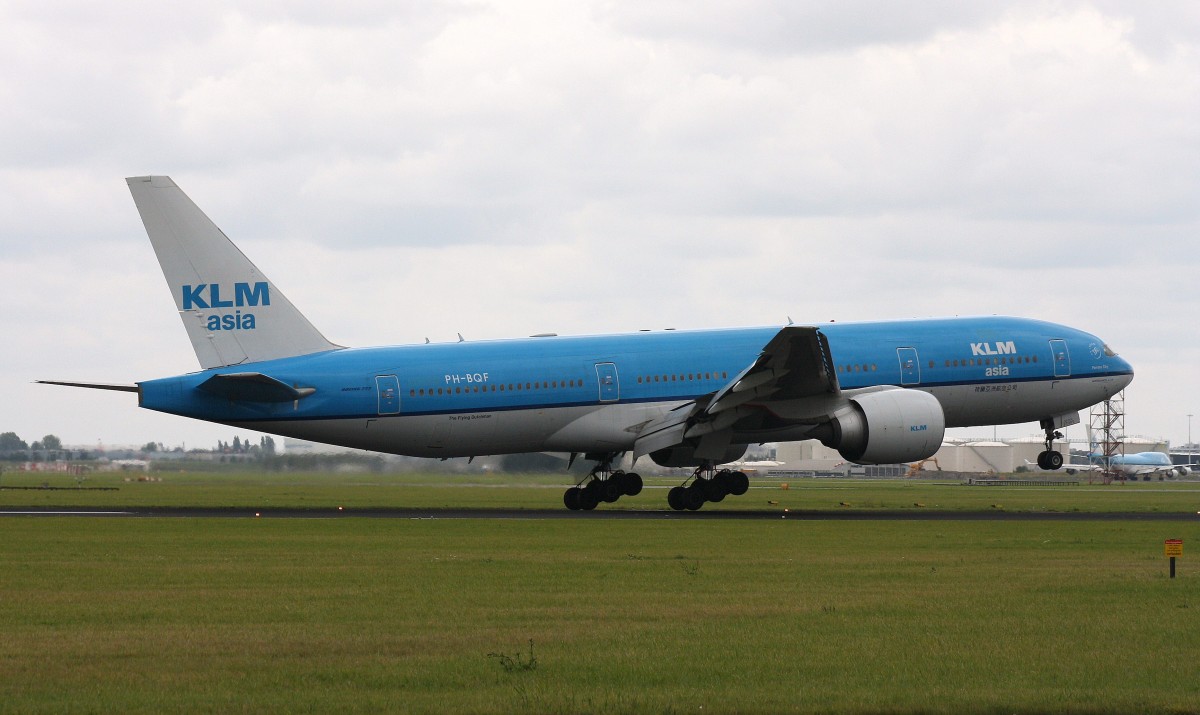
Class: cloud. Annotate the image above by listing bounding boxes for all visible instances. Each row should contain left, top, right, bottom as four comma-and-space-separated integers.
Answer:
1, 0, 1197, 446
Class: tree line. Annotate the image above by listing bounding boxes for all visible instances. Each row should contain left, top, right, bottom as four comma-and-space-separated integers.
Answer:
0, 431, 276, 461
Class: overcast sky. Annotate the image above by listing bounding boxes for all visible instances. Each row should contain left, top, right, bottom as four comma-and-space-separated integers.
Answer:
2, 0, 1198, 452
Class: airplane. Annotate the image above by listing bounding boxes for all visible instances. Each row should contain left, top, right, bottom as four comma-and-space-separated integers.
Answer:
1062, 451, 1190, 479
40, 176, 1135, 510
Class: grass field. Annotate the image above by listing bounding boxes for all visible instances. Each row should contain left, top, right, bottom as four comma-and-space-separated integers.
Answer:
3, 469, 1200, 513
2, 474, 1199, 713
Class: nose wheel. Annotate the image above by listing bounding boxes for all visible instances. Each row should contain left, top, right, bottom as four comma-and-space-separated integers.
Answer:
1037, 423, 1064, 470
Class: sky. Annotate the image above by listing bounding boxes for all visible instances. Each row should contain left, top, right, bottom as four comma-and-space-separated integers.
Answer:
2, 0, 1198, 452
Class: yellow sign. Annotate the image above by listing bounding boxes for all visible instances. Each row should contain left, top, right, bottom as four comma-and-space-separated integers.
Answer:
1165, 539, 1183, 558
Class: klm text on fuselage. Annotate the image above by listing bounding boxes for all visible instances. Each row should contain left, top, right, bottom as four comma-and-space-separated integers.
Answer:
182, 282, 269, 331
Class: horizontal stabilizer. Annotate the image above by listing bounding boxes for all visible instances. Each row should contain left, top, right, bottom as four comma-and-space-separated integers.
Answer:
198, 373, 316, 403
37, 380, 139, 393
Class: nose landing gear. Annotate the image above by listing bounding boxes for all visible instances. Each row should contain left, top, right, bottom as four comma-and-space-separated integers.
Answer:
1036, 421, 1065, 470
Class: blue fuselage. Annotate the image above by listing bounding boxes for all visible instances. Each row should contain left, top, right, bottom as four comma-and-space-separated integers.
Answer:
136, 315, 1133, 459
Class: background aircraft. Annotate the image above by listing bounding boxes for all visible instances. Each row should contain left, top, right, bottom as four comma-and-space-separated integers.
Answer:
1063, 450, 1190, 478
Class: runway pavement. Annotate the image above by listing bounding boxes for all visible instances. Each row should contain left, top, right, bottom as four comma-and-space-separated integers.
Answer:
1, 506, 1196, 520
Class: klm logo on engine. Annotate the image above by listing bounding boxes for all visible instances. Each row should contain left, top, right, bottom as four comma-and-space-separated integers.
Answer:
911, 424, 928, 432
181, 282, 270, 332
970, 340, 1016, 356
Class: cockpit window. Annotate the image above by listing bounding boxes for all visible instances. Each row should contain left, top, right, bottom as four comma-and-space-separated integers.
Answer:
1103, 344, 1117, 357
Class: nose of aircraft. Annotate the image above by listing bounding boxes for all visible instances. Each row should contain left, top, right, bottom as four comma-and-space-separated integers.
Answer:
1111, 352, 1134, 392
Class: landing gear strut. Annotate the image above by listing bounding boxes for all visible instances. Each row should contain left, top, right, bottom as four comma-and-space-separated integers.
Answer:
666, 463, 750, 511
563, 454, 642, 511
1036, 421, 1065, 470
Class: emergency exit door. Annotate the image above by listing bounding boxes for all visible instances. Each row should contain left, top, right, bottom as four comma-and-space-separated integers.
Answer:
595, 363, 619, 402
376, 375, 400, 414
897, 347, 920, 385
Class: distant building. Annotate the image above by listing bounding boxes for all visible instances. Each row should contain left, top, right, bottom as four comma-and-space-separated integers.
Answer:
933, 440, 1013, 473
282, 439, 380, 456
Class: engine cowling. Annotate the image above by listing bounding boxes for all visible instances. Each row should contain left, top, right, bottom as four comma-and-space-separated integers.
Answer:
821, 389, 946, 464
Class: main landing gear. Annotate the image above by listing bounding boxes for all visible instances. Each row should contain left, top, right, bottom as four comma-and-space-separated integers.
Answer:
1036, 422, 1065, 470
666, 464, 750, 511
563, 455, 643, 511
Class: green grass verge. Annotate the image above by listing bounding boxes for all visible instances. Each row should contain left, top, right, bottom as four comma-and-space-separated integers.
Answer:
3, 470, 1200, 513
1, 517, 1198, 713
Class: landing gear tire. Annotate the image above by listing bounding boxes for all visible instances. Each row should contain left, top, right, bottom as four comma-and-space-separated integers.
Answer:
623, 473, 643, 497
601, 478, 623, 503
564, 487, 582, 511
1037, 450, 1064, 470
667, 486, 687, 511
704, 476, 728, 503
683, 485, 706, 511
577, 486, 600, 511
728, 471, 749, 496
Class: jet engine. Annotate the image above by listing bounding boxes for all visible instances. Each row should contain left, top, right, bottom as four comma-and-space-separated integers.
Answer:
819, 388, 946, 464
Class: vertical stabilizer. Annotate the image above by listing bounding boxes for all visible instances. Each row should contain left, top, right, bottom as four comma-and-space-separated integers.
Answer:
126, 176, 339, 369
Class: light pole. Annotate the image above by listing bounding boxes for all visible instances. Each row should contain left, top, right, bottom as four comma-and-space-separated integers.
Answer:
1189, 414, 1194, 468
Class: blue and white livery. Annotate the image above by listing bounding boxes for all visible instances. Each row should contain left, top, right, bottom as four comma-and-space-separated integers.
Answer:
41, 177, 1135, 510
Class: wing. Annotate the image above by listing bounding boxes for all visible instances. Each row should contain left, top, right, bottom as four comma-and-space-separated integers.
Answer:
633, 326, 845, 462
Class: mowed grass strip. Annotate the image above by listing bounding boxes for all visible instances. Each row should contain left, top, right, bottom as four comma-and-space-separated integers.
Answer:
3, 470, 1200, 513
1, 517, 1197, 713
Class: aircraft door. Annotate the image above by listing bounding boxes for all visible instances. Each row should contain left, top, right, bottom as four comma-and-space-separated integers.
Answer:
595, 362, 620, 402
376, 375, 400, 414
1049, 339, 1071, 377
897, 347, 920, 385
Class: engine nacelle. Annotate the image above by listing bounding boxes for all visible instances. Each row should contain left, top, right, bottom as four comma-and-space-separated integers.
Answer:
650, 443, 748, 468
821, 389, 946, 464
